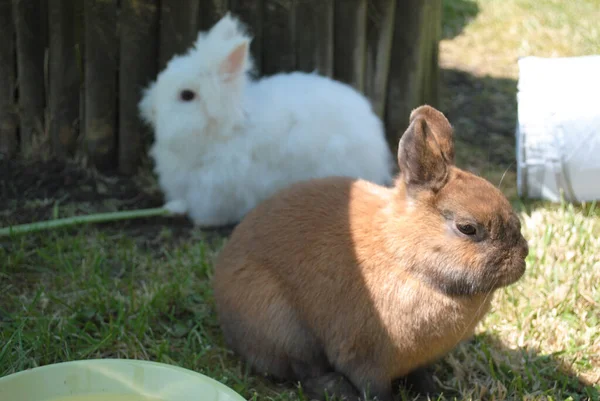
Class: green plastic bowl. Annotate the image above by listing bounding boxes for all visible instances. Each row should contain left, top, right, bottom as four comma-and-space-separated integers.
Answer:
0, 359, 247, 401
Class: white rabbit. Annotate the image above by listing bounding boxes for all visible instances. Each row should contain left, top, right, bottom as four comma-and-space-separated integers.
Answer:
139, 13, 394, 227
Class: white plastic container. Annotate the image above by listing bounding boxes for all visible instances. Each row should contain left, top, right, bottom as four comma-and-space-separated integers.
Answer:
516, 55, 600, 202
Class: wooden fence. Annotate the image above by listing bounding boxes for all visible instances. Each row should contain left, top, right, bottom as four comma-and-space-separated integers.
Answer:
0, 0, 441, 174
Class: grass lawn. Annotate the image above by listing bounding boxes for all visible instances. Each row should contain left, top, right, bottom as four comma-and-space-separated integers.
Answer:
1, 0, 600, 400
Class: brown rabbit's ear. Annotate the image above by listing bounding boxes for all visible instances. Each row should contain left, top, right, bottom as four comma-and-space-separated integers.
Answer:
397, 105, 455, 192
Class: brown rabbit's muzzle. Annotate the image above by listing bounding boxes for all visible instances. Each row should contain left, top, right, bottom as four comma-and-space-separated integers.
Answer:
490, 231, 529, 288
509, 234, 529, 280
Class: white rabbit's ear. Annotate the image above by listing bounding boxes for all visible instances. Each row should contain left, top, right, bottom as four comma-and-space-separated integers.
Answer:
219, 41, 249, 82
209, 12, 242, 41
138, 82, 157, 127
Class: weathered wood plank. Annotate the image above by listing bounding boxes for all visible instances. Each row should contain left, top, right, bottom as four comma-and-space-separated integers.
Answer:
418, 1, 433, 108
40, 0, 49, 109
73, 0, 85, 155
295, 0, 334, 76
40, 0, 49, 52
262, 0, 295, 75
423, 0, 442, 107
48, 0, 80, 159
159, 0, 201, 71
384, 0, 429, 153
229, 0, 262, 74
333, 0, 367, 91
84, 0, 118, 171
13, 0, 47, 157
365, 0, 396, 118
0, 0, 17, 157
119, 0, 159, 175
200, 0, 230, 31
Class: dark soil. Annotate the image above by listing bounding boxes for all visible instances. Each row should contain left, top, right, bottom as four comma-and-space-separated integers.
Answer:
0, 158, 160, 212
0, 158, 235, 246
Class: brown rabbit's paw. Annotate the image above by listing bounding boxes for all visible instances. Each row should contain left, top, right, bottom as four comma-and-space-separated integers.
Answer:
290, 355, 333, 381
301, 372, 361, 401
341, 367, 394, 401
395, 367, 438, 396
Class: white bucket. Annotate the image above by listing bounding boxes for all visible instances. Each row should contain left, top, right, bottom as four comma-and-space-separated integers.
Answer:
516, 55, 600, 202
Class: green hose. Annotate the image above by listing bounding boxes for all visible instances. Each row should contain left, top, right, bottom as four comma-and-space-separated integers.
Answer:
0, 207, 171, 237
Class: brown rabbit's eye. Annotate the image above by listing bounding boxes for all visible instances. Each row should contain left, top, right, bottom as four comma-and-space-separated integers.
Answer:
456, 223, 477, 236
180, 90, 195, 101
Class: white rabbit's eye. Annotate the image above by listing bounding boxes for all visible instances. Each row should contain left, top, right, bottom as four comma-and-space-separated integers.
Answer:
456, 223, 477, 236
180, 90, 196, 101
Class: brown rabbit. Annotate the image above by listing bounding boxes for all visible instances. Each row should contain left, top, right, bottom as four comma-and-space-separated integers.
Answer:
212, 105, 528, 401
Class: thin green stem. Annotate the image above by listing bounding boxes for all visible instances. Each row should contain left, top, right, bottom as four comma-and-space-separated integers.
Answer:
0, 208, 171, 237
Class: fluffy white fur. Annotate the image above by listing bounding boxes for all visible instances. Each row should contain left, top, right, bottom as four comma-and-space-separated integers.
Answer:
139, 13, 394, 227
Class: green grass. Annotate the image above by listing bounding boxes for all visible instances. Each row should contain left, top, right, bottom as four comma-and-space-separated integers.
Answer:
0, 228, 296, 400
2, 0, 600, 400
441, 0, 600, 78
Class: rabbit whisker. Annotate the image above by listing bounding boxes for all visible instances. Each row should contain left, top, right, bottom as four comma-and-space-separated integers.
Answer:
497, 162, 514, 189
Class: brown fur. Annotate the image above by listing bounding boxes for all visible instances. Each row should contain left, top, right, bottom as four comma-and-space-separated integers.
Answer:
212, 105, 529, 401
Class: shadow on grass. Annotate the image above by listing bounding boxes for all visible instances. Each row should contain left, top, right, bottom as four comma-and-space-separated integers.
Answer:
438, 67, 520, 200
222, 331, 598, 400
442, 0, 480, 40
427, 333, 599, 400
213, 318, 599, 401
205, 303, 599, 400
